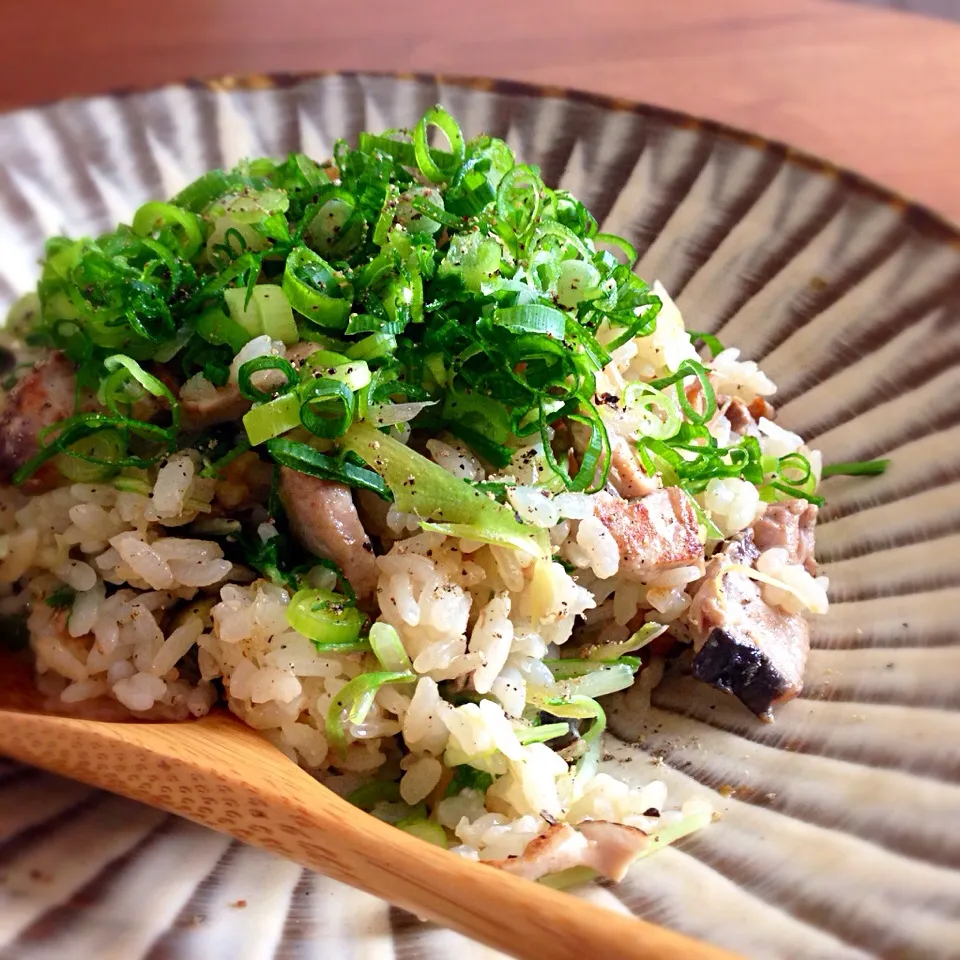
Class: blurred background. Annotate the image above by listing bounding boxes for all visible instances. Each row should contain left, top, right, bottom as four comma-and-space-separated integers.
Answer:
3, 0, 958, 222
852, 0, 960, 15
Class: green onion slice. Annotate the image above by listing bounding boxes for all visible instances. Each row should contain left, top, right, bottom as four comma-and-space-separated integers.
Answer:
299, 377, 354, 439
515, 722, 571, 745
287, 587, 365, 647
326, 671, 416, 757
822, 458, 890, 478
687, 329, 725, 359
103, 354, 181, 431
527, 690, 607, 744
413, 105, 465, 183
341, 420, 548, 557
237, 356, 299, 403
131, 201, 203, 258
243, 392, 301, 446
544, 657, 641, 679
369, 622, 412, 672
396, 818, 448, 847
283, 246, 354, 330
265, 437, 390, 498
586, 622, 668, 661
650, 359, 717, 426
496, 164, 543, 240
593, 232, 637, 266
347, 780, 402, 810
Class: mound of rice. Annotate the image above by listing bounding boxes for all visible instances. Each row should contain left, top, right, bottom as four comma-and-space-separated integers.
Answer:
0, 278, 831, 874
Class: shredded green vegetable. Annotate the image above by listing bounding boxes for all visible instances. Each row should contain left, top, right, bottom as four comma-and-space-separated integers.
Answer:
821, 458, 890, 478
10, 105, 665, 503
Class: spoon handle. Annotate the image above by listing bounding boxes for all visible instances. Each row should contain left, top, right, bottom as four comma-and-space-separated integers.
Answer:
0, 708, 737, 960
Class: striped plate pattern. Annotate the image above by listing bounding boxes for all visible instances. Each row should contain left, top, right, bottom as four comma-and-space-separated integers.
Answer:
0, 73, 958, 960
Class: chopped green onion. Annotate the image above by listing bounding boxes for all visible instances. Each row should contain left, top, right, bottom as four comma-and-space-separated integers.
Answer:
131, 201, 203, 258
326, 670, 415, 757
13, 414, 175, 486
302, 357, 371, 393
347, 780, 402, 810
687, 330, 725, 359
103, 354, 181, 431
496, 164, 543, 240
237, 356, 298, 402
265, 437, 390, 498
172, 168, 250, 212
282, 246, 353, 329
622, 382, 682, 441
369, 622, 412, 672
344, 332, 396, 362
197, 307, 252, 352
413, 105, 465, 183
527, 690, 607, 744
776, 452, 814, 487
686, 493, 725, 541
223, 286, 298, 345
587, 622, 668, 661
396, 817, 448, 847
650, 359, 717, 426
445, 764, 494, 796
594, 232, 637, 266
562, 664, 637, 699
286, 587, 365, 647
44, 586, 77, 609
341, 420, 547, 557
243, 392, 301, 446
55, 429, 126, 482
544, 657, 641, 679
299, 377, 354, 439
822, 458, 890, 478
493, 303, 566, 339
768, 481, 824, 507
515, 722, 571, 745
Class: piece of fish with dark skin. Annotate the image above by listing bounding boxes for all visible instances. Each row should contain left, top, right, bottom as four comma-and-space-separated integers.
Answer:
278, 467, 378, 601
592, 487, 703, 581
0, 351, 77, 484
687, 532, 809, 718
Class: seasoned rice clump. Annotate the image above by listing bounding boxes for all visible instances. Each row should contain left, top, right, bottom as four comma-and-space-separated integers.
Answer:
0, 105, 844, 881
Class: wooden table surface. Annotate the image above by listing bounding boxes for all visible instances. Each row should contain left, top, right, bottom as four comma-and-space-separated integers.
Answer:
2, 0, 959, 224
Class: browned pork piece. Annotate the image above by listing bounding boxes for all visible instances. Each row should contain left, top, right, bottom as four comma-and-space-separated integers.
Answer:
486, 820, 652, 883
180, 343, 323, 432
686, 375, 774, 438
278, 467, 378, 601
180, 379, 250, 432
607, 434, 658, 498
723, 395, 774, 436
0, 351, 77, 483
751, 498, 818, 574
593, 487, 702, 580
687, 532, 809, 717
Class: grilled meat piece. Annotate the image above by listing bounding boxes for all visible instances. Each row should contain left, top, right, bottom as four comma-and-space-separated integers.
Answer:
593, 487, 702, 581
278, 467, 378, 601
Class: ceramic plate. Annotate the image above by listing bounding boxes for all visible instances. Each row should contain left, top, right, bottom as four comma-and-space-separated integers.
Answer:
0, 73, 958, 960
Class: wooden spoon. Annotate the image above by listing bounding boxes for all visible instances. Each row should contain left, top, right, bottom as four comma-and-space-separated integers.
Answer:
0, 651, 736, 960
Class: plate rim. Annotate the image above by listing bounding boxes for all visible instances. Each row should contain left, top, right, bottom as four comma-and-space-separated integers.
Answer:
5, 68, 959, 250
